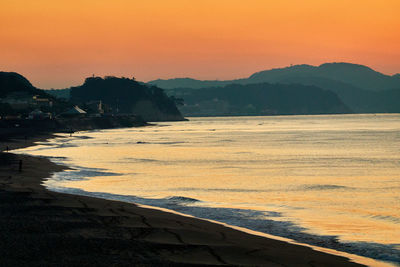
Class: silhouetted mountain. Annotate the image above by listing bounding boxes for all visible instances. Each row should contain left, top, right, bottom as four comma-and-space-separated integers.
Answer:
366, 88, 400, 113
249, 63, 400, 91
0, 72, 69, 116
0, 72, 43, 97
171, 83, 350, 116
70, 76, 184, 121
272, 76, 400, 113
150, 63, 400, 91
149, 63, 400, 113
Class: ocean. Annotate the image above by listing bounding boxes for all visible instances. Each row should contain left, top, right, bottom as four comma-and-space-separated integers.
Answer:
15, 114, 400, 265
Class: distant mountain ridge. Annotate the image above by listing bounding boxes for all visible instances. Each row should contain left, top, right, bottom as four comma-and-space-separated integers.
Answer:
149, 63, 400, 114
149, 63, 400, 91
249, 63, 400, 91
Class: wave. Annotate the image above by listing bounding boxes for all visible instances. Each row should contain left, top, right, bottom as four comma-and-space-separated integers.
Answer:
121, 157, 160, 163
370, 215, 400, 224
135, 141, 185, 145
46, 185, 400, 264
300, 184, 351, 191
50, 167, 121, 182
28, 143, 77, 151
166, 196, 200, 203
173, 187, 266, 193
171, 184, 353, 193
73, 136, 93, 139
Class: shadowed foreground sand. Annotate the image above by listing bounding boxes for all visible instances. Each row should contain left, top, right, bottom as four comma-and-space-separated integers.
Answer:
0, 138, 365, 266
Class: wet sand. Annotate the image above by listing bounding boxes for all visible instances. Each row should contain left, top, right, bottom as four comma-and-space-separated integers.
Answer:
0, 135, 365, 266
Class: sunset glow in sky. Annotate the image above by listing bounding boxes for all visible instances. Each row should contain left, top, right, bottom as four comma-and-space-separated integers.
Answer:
1, 0, 400, 88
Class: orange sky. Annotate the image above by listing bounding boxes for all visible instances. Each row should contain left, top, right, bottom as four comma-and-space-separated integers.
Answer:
1, 0, 400, 88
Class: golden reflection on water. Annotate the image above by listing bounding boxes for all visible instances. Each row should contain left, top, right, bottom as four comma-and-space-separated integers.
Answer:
19, 114, 400, 246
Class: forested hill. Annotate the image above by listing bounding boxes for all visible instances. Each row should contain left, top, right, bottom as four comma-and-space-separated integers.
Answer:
172, 83, 350, 116
70, 76, 184, 121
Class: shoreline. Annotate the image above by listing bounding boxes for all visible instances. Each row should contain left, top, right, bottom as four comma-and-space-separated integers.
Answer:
0, 132, 379, 266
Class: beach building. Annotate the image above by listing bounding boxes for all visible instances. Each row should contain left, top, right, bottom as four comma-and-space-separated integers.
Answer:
59, 106, 87, 117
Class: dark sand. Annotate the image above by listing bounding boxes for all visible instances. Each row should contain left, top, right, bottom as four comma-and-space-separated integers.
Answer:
0, 135, 365, 266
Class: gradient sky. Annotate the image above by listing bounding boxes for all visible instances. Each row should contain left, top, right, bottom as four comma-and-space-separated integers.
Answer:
1, 0, 400, 89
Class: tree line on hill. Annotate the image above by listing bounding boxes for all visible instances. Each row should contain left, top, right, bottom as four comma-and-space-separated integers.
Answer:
69, 76, 184, 121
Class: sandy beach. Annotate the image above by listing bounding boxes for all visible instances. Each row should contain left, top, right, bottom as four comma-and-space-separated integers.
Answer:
0, 135, 366, 266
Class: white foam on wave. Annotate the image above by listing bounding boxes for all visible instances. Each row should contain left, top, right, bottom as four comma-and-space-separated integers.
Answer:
45, 170, 400, 266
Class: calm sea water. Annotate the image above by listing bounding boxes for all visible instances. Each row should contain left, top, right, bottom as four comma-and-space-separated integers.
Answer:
16, 114, 400, 264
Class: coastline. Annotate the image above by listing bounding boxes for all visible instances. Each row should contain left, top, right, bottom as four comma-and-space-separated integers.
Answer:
0, 133, 371, 266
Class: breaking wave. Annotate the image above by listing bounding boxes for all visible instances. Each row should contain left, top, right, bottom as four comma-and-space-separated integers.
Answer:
46, 184, 400, 264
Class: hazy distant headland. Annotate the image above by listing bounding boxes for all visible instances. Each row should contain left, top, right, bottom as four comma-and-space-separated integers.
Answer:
149, 62, 400, 116
169, 83, 350, 116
